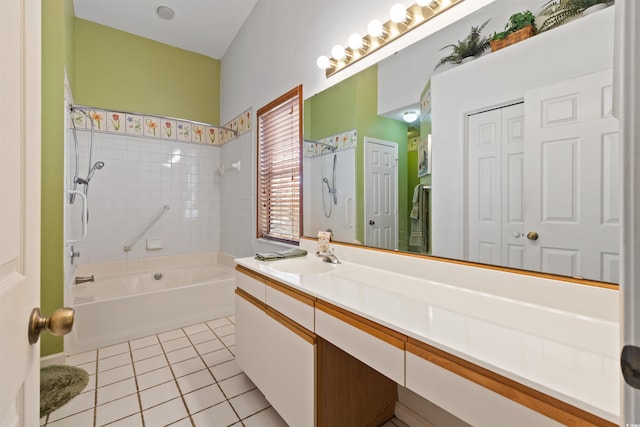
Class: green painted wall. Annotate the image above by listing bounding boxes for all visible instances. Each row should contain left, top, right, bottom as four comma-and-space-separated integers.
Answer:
40, 13, 222, 357
74, 19, 220, 124
304, 65, 407, 245
64, 0, 75, 87
41, 0, 74, 357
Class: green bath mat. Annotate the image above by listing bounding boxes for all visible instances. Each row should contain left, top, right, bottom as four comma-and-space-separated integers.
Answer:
40, 365, 89, 418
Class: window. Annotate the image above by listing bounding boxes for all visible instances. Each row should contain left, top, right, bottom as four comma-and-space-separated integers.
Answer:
257, 85, 303, 243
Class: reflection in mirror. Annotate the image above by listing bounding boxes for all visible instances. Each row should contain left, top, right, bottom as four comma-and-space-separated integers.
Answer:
303, 133, 357, 244
303, 0, 618, 284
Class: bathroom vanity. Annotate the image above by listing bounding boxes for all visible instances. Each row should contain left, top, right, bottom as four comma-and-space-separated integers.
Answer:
234, 238, 619, 427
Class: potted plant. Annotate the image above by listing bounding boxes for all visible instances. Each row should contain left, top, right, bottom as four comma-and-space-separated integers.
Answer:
435, 20, 491, 70
490, 10, 536, 52
538, 0, 612, 32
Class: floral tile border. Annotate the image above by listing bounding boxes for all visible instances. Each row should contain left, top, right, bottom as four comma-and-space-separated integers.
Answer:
220, 109, 252, 144
304, 129, 357, 157
69, 108, 252, 147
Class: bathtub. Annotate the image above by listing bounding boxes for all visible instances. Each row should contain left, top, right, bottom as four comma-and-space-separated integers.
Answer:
65, 252, 235, 354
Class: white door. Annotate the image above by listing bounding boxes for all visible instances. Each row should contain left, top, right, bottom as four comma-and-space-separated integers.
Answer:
364, 137, 398, 249
467, 103, 525, 267
467, 108, 502, 265
524, 69, 619, 282
0, 0, 42, 426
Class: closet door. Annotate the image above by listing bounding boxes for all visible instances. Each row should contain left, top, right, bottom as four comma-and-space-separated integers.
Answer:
468, 109, 502, 265
500, 104, 526, 268
524, 69, 619, 282
467, 103, 524, 267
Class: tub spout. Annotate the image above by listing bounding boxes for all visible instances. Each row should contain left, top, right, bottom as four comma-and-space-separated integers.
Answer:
74, 275, 95, 284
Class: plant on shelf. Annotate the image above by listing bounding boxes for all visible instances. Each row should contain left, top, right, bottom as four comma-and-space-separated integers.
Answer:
505, 10, 537, 33
538, 0, 611, 32
490, 10, 536, 52
435, 20, 491, 70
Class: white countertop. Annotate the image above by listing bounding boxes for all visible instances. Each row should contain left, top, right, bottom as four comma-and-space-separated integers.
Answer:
235, 251, 619, 423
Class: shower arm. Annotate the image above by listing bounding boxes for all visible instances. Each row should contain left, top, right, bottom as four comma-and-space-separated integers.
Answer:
123, 205, 170, 252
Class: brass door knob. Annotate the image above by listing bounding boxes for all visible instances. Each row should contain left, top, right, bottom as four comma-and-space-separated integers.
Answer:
527, 231, 539, 241
28, 307, 75, 344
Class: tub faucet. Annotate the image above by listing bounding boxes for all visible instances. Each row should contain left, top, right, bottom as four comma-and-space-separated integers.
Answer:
319, 248, 341, 264
74, 275, 95, 284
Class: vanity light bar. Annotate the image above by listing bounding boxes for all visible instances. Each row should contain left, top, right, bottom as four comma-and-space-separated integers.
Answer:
319, 0, 464, 78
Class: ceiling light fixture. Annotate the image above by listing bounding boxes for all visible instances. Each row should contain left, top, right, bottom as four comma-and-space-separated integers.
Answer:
317, 0, 463, 77
156, 5, 175, 20
403, 111, 419, 123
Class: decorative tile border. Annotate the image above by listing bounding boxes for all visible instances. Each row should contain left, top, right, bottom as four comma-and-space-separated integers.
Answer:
65, 69, 251, 146
304, 129, 357, 157
220, 109, 252, 145
68, 106, 252, 147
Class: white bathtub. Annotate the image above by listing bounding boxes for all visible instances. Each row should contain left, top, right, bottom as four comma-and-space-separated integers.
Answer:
65, 252, 235, 354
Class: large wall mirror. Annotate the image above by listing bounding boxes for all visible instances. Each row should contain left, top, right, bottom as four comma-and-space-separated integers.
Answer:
303, 0, 619, 285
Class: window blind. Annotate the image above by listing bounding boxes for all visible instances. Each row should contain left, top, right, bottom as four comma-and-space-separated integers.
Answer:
257, 85, 302, 243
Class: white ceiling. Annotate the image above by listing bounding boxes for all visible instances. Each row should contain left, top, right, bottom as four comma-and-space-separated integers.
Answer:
73, 0, 258, 59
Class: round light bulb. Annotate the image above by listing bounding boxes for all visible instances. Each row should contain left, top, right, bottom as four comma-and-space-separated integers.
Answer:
317, 55, 331, 70
348, 33, 364, 50
390, 3, 407, 23
331, 44, 346, 60
367, 19, 384, 38
416, 0, 430, 6
403, 111, 419, 123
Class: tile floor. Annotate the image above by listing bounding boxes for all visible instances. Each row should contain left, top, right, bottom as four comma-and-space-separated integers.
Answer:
40, 315, 288, 427
40, 314, 409, 427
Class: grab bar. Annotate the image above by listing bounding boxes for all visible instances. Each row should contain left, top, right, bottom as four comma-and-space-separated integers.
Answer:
123, 205, 169, 252
65, 189, 87, 243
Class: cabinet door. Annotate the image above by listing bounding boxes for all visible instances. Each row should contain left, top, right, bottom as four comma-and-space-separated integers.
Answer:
235, 292, 316, 426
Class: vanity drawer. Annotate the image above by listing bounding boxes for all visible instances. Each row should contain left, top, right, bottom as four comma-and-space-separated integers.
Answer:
315, 300, 406, 385
405, 339, 614, 427
235, 266, 266, 302
266, 280, 315, 332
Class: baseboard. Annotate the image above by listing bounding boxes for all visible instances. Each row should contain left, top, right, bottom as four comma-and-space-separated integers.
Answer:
395, 401, 436, 427
40, 352, 65, 367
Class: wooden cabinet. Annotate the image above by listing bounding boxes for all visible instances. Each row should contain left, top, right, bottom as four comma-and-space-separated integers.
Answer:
235, 267, 399, 427
235, 289, 316, 427
235, 264, 616, 427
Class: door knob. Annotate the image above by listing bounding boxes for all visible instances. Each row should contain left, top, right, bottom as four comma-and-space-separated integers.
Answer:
527, 231, 539, 241
369, 220, 375, 225
28, 307, 75, 344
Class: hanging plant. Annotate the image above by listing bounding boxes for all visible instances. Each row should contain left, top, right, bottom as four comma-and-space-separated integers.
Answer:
435, 20, 491, 70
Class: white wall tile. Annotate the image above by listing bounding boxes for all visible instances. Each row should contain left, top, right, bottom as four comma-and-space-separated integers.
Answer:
66, 130, 221, 268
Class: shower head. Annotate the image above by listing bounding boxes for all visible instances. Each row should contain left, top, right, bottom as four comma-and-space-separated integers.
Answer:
87, 161, 105, 181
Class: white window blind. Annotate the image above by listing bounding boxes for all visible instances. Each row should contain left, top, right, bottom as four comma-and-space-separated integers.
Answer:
257, 85, 302, 243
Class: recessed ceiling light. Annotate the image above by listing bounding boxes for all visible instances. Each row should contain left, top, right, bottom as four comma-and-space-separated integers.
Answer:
156, 5, 175, 20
